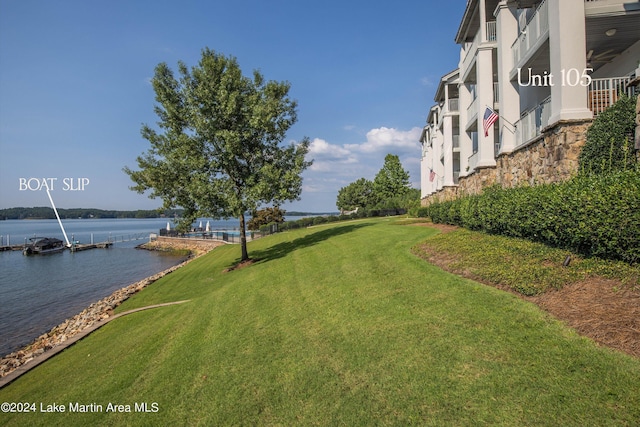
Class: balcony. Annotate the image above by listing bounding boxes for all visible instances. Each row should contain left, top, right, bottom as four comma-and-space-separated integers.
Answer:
515, 96, 551, 148
512, 0, 549, 71
588, 75, 637, 116
461, 21, 498, 77
466, 97, 478, 129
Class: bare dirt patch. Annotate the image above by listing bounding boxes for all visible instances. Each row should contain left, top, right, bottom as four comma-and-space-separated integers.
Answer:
415, 224, 640, 359
222, 258, 259, 273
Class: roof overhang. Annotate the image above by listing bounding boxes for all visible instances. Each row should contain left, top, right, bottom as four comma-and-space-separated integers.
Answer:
455, 0, 478, 44
434, 69, 461, 103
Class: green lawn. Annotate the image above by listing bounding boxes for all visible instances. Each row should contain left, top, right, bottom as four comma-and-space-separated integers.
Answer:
1, 218, 639, 426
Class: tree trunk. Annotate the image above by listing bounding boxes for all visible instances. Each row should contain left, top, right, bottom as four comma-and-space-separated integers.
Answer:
239, 213, 249, 261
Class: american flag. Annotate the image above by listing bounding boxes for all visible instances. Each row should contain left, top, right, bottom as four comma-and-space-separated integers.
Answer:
429, 169, 436, 182
483, 107, 499, 137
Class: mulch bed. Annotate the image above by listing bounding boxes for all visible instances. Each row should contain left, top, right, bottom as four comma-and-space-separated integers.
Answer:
412, 223, 640, 359
529, 278, 640, 358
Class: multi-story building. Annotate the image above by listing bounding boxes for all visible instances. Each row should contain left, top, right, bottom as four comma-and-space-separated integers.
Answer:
420, 69, 460, 198
421, 0, 640, 204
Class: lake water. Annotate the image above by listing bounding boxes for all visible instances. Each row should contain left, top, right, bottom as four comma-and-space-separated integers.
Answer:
0, 217, 240, 357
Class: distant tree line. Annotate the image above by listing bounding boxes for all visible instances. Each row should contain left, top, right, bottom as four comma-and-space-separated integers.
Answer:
0, 207, 184, 220
0, 207, 334, 221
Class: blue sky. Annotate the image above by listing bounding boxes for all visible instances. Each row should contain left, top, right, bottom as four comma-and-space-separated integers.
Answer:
0, 0, 465, 212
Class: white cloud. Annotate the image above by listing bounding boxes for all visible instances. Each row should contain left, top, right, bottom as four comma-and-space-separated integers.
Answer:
296, 127, 425, 209
308, 138, 351, 158
346, 126, 422, 154
307, 138, 358, 173
302, 128, 422, 184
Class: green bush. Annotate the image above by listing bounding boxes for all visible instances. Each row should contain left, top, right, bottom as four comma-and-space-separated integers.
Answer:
579, 93, 637, 174
410, 206, 429, 218
426, 170, 640, 264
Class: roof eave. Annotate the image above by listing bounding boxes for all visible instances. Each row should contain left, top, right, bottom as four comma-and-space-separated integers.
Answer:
455, 0, 477, 44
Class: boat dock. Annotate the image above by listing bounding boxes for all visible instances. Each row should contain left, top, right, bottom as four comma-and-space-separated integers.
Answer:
0, 244, 24, 252
0, 242, 113, 253
70, 241, 113, 252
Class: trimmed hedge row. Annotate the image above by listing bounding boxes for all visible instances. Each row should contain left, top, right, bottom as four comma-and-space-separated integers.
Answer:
426, 170, 640, 264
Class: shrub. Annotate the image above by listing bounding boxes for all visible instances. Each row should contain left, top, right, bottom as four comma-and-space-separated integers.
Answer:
426, 170, 640, 264
579, 93, 637, 174
411, 207, 429, 218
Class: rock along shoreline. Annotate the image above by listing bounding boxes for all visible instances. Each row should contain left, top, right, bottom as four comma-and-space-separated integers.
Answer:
0, 238, 225, 381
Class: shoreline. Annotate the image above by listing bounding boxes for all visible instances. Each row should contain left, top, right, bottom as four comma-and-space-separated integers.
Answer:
0, 238, 225, 381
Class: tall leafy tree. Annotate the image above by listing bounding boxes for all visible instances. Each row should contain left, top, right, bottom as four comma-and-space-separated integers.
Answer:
336, 178, 375, 211
372, 154, 411, 201
124, 48, 312, 261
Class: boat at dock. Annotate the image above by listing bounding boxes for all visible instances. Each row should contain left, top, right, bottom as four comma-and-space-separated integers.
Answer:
22, 237, 66, 255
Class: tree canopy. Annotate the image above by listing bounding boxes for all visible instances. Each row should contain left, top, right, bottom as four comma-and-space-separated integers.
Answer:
373, 154, 411, 200
124, 48, 312, 261
336, 154, 416, 212
247, 206, 286, 231
336, 178, 375, 212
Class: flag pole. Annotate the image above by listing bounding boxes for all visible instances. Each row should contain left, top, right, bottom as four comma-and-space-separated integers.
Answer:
487, 105, 516, 129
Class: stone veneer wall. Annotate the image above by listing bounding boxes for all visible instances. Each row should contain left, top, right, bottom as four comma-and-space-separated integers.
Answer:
421, 119, 592, 206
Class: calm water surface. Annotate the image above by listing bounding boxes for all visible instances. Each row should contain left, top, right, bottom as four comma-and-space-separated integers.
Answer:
0, 218, 239, 357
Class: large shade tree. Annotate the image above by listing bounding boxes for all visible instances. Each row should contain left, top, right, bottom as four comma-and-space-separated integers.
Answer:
336, 178, 375, 212
124, 48, 312, 261
373, 154, 411, 200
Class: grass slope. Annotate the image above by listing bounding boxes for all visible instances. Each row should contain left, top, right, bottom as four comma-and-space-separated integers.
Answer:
1, 218, 640, 426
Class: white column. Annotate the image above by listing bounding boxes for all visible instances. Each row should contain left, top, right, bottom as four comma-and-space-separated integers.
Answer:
479, 0, 487, 41
495, 0, 519, 153
458, 81, 472, 176
475, 45, 497, 168
420, 141, 429, 199
433, 129, 443, 191
548, 0, 593, 124
442, 115, 455, 186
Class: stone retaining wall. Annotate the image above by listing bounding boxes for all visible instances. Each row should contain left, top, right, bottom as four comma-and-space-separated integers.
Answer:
144, 236, 226, 255
422, 119, 592, 206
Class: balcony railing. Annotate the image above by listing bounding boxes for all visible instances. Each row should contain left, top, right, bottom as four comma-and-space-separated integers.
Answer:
486, 21, 497, 42
468, 152, 479, 172
461, 21, 498, 74
588, 76, 636, 116
512, 0, 549, 69
467, 97, 478, 126
452, 134, 460, 149
515, 96, 551, 148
